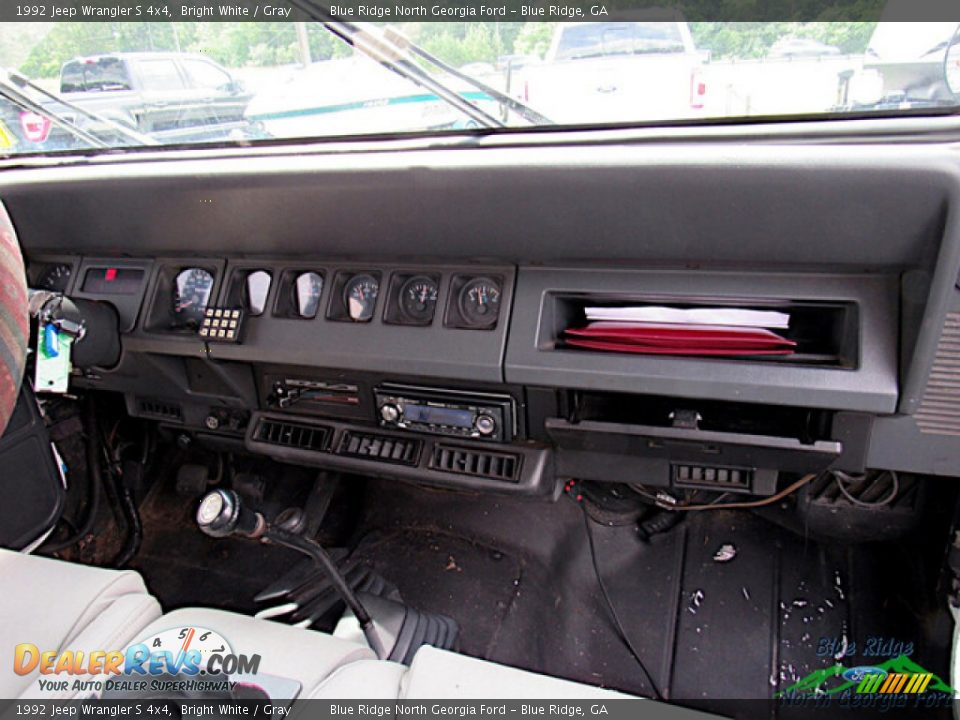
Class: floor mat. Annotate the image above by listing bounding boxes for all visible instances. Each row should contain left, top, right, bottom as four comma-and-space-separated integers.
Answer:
351, 527, 524, 658
350, 479, 953, 703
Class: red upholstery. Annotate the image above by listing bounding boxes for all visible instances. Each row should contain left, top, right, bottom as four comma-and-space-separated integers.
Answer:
0, 201, 28, 436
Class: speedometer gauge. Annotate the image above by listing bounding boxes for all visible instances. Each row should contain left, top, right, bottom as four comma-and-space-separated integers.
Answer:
172, 268, 214, 327
343, 274, 379, 322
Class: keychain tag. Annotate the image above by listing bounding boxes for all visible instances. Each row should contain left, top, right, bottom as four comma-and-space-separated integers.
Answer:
35, 323, 73, 393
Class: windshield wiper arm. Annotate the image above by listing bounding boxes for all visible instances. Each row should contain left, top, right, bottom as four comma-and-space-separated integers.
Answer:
6, 70, 157, 147
287, 1, 546, 129
0, 74, 108, 150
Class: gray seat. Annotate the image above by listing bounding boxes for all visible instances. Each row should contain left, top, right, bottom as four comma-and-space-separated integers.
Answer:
1, 548, 634, 702
400, 646, 632, 699
0, 549, 162, 699
307, 646, 633, 699
131, 607, 377, 696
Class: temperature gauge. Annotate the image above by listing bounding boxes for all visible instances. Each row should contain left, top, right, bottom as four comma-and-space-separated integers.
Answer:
458, 277, 501, 328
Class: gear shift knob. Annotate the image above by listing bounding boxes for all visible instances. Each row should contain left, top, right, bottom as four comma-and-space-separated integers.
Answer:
195, 488, 386, 659
197, 489, 263, 538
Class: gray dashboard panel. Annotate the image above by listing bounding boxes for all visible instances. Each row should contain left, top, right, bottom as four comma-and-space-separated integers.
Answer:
5, 124, 960, 478
0, 143, 953, 269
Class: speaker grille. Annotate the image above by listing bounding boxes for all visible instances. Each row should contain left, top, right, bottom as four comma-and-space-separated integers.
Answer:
916, 312, 960, 436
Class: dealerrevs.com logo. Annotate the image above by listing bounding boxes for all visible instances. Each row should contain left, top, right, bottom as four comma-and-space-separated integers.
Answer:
13, 626, 261, 694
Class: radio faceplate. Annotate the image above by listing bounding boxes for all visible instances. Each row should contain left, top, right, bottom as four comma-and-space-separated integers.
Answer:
375, 384, 514, 442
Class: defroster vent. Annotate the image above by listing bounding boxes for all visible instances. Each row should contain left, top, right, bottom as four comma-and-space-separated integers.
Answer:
254, 418, 331, 452
917, 312, 960, 436
430, 444, 520, 483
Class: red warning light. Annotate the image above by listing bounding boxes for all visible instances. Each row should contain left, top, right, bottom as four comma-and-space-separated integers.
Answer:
105, 268, 117, 282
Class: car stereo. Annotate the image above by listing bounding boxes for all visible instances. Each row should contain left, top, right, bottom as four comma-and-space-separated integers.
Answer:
374, 384, 514, 442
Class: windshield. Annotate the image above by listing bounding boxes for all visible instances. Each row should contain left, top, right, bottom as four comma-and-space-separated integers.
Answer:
551, 22, 688, 60
0, 12, 957, 156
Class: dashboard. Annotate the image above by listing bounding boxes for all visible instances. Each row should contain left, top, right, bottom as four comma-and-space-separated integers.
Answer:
9, 120, 960, 492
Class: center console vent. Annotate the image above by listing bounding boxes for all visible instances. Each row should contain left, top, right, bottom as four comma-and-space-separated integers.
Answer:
430, 444, 520, 483
253, 418, 331, 452
137, 398, 183, 422
336, 430, 421, 466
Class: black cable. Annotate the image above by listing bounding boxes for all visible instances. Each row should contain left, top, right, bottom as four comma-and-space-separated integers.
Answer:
111, 478, 143, 568
580, 504, 663, 700
43, 396, 102, 552
832, 470, 900, 508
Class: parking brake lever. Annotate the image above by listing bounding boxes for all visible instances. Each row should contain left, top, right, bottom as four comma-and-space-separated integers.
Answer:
196, 489, 387, 659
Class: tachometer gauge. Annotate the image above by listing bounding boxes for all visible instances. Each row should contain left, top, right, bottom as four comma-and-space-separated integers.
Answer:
172, 268, 214, 327
458, 277, 501, 328
344, 274, 379, 322
37, 263, 72, 292
294, 272, 323, 318
399, 275, 439, 324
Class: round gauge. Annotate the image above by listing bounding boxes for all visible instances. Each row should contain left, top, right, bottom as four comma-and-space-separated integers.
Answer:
343, 274, 379, 322
458, 277, 502, 328
172, 268, 215, 327
245, 270, 271, 316
139, 626, 232, 673
294, 272, 323, 318
399, 275, 439, 324
37, 263, 72, 292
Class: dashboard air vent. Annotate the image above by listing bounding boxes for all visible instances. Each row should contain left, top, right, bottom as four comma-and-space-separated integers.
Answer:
916, 312, 960, 437
137, 398, 183, 422
336, 431, 421, 466
254, 418, 330, 452
430, 444, 520, 483
672, 464, 752, 491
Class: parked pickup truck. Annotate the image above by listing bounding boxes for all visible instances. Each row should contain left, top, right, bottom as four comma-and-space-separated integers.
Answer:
52, 52, 252, 138
837, 22, 959, 111
516, 20, 708, 124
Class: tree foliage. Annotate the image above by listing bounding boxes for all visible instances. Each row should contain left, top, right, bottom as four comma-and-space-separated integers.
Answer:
18, 19, 879, 78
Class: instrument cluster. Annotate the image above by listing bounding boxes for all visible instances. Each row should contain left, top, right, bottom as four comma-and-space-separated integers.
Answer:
157, 264, 505, 336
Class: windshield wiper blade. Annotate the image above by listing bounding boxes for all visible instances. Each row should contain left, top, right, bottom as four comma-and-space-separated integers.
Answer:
287, 1, 548, 129
286, 3, 502, 128
6, 70, 157, 147
380, 27, 553, 126
0, 75, 108, 150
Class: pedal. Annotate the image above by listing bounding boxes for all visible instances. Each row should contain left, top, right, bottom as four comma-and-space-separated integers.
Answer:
176, 464, 209, 496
